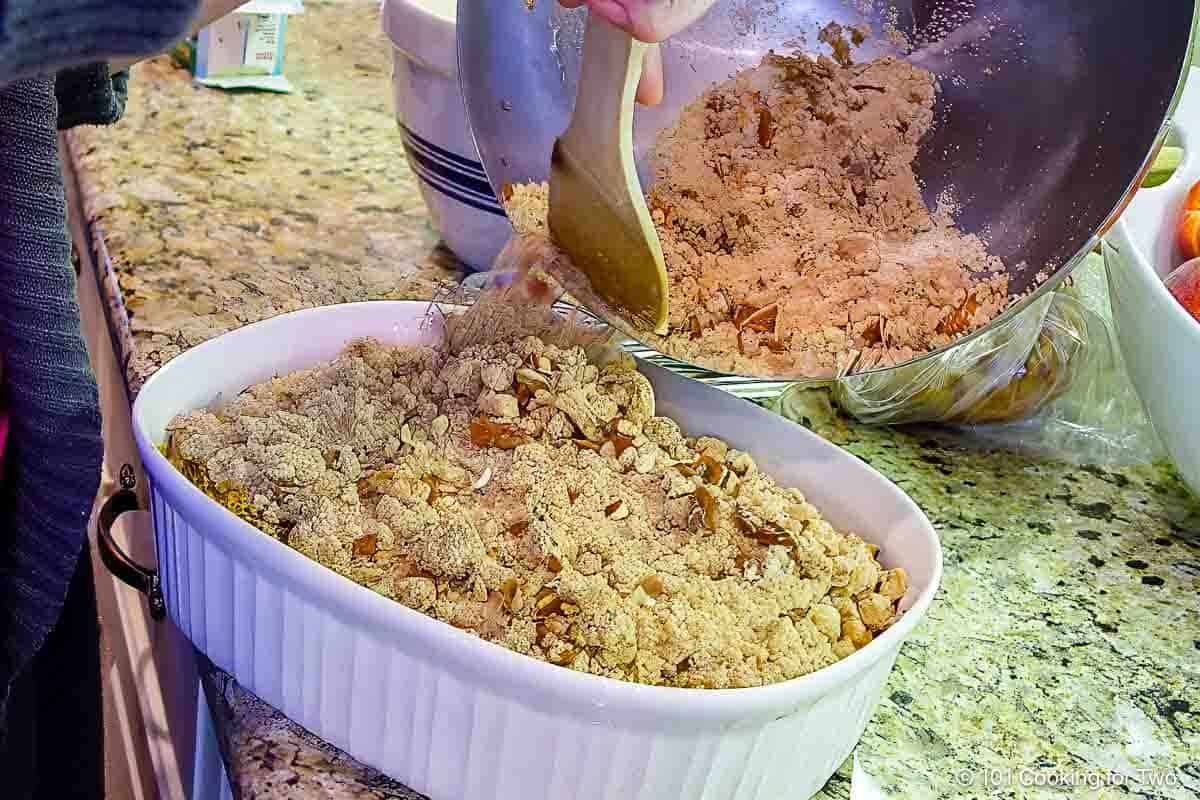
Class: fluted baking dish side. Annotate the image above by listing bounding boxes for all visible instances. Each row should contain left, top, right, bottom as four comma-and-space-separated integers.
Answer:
132, 301, 942, 800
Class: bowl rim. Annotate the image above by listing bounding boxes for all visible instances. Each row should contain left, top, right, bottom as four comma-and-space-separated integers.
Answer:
1109, 61, 1200, 339
382, 0, 457, 77
132, 300, 943, 723
458, 1, 1199, 385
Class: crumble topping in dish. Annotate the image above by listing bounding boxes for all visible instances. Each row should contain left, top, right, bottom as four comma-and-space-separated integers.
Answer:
165, 296, 908, 689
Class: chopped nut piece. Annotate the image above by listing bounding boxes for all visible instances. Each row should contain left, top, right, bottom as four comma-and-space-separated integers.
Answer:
858, 593, 894, 630
469, 416, 530, 449
728, 451, 756, 476
693, 486, 720, 531
877, 567, 908, 602
693, 453, 725, 484
499, 578, 521, 610
549, 648, 578, 667
808, 603, 842, 642
640, 575, 665, 598
605, 500, 630, 520
832, 637, 857, 659
533, 588, 564, 620
843, 617, 873, 648
609, 434, 636, 458
471, 466, 494, 492
740, 304, 779, 333
352, 534, 379, 557
478, 392, 520, 419
515, 368, 551, 391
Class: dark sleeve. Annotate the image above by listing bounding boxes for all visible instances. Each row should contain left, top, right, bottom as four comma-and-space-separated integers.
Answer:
0, 76, 104, 729
56, 64, 129, 130
0, 0, 198, 85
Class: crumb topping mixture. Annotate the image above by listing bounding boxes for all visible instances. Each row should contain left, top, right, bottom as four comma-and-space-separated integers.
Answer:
166, 324, 907, 689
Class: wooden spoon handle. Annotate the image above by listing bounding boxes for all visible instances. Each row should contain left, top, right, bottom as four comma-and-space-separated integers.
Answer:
558, 12, 647, 189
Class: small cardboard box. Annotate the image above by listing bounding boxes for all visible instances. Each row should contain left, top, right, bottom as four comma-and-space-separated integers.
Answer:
173, 0, 304, 92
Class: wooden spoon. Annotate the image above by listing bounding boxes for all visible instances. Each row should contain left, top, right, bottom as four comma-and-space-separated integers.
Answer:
548, 13, 670, 335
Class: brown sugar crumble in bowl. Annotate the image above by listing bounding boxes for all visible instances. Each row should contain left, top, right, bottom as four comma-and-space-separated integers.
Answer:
503, 50, 1010, 379
164, 317, 907, 689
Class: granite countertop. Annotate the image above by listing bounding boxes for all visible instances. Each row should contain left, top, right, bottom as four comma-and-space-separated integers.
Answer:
66, 0, 463, 395
65, 2, 1200, 798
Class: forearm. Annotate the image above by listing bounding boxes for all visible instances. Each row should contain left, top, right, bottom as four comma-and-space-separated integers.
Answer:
109, 0, 251, 71
0, 0, 198, 86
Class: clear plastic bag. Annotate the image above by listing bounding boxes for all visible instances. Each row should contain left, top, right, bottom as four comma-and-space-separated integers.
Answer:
771, 255, 1165, 465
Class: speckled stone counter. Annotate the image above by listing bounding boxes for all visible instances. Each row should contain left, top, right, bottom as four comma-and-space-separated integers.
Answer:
66, 0, 463, 395
64, 2, 1199, 798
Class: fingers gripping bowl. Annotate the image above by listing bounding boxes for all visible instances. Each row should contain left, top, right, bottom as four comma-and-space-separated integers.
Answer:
131, 301, 941, 800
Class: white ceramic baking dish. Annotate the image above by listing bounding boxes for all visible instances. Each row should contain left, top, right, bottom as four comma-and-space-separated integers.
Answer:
1106, 67, 1200, 497
121, 301, 941, 800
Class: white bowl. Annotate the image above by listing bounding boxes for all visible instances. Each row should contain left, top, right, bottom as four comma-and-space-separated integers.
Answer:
382, 0, 511, 270
131, 301, 942, 800
1106, 67, 1200, 497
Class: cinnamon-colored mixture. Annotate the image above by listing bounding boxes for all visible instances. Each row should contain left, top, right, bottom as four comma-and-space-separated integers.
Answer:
164, 297, 907, 689
506, 51, 1009, 378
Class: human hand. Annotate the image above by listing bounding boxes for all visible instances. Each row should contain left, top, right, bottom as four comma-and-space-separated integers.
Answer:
558, 0, 717, 105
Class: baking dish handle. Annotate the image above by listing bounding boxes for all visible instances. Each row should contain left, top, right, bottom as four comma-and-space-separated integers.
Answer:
97, 479, 166, 621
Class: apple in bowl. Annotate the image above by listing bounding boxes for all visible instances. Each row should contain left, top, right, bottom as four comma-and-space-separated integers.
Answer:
1165, 259, 1200, 322
1172, 182, 1200, 322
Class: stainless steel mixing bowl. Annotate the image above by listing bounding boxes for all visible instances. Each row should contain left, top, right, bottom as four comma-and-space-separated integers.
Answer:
457, 0, 1197, 379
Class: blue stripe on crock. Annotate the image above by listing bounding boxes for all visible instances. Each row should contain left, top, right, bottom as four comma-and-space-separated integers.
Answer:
402, 131, 492, 187
404, 145, 508, 217
400, 124, 490, 180
402, 141, 499, 202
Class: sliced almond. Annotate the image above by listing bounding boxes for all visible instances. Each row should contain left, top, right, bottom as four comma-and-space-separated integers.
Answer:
533, 588, 564, 620
877, 567, 908, 602
471, 466, 494, 492
352, 534, 379, 557
741, 303, 779, 333
469, 417, 531, 450
549, 648, 578, 667
673, 462, 698, 478
858, 593, 894, 630
515, 368, 551, 391
693, 487, 719, 531
605, 500, 630, 520
937, 293, 980, 336
640, 575, 665, 598
692, 453, 724, 485
499, 578, 521, 610
630, 586, 656, 607
421, 476, 442, 505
